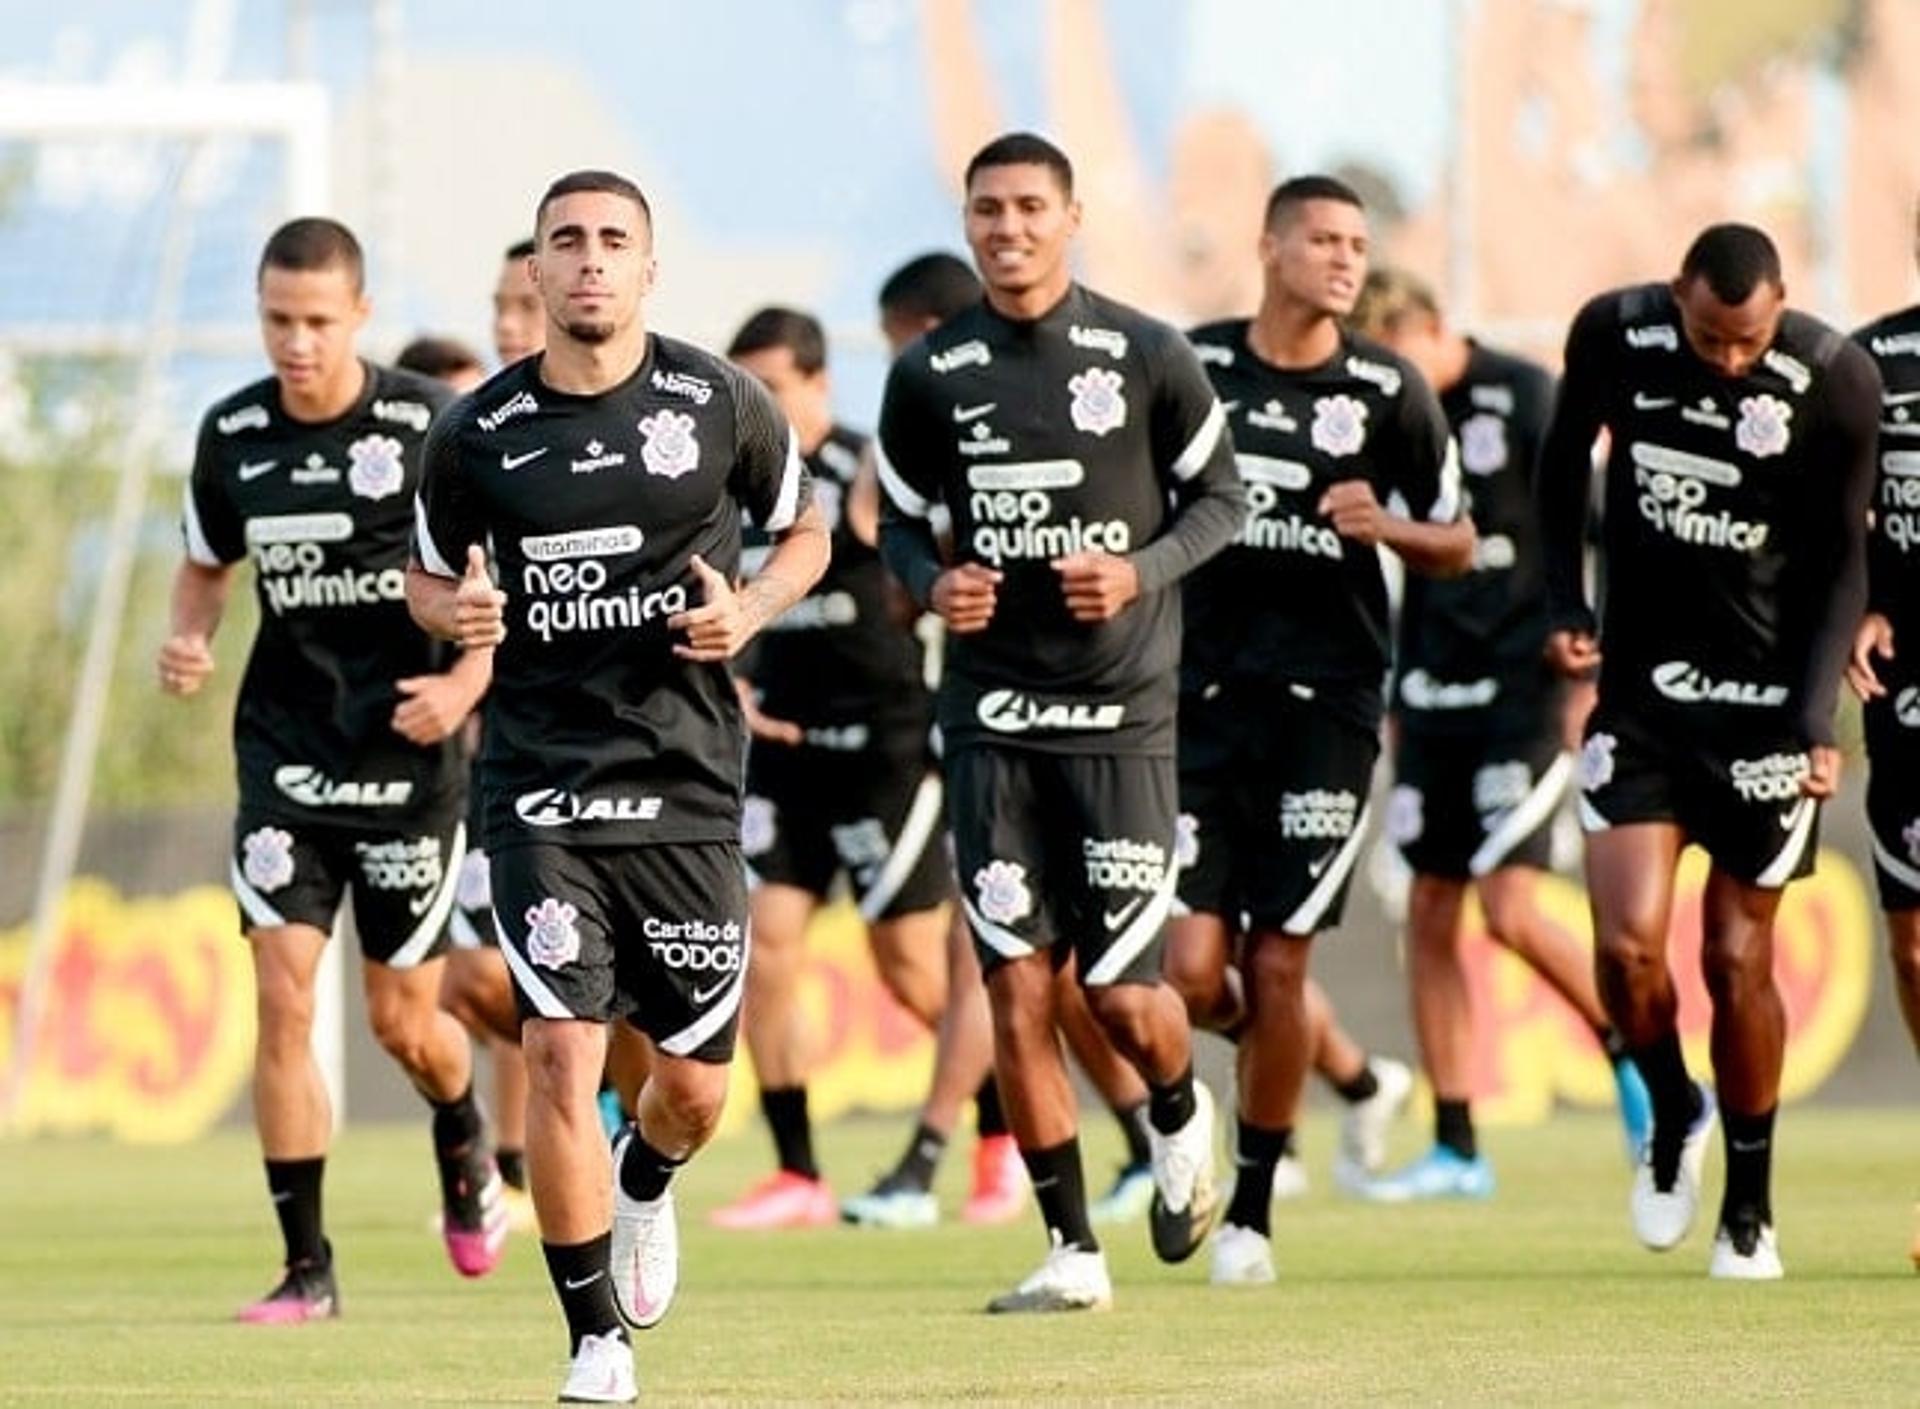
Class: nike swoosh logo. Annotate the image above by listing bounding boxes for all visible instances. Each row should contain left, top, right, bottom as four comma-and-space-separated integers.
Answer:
1779, 802, 1809, 831
564, 1271, 605, 1291
501, 447, 549, 470
952, 402, 997, 423
1307, 849, 1340, 879
1885, 391, 1920, 407
1103, 895, 1147, 931
238, 459, 278, 481
691, 976, 732, 1005
408, 892, 435, 916
1632, 394, 1675, 410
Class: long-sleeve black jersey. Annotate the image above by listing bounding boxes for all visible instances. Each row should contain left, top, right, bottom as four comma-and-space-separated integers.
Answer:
876, 284, 1244, 758
1182, 320, 1461, 723
184, 363, 460, 829
414, 337, 810, 850
740, 423, 930, 734
1395, 341, 1557, 736
1854, 305, 1920, 641
1538, 283, 1880, 747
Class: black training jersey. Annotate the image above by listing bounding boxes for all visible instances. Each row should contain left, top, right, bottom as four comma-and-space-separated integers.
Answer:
1538, 283, 1878, 747
414, 337, 808, 851
1395, 341, 1557, 735
741, 424, 929, 734
1183, 320, 1461, 704
1854, 305, 1920, 645
877, 284, 1243, 758
183, 363, 460, 829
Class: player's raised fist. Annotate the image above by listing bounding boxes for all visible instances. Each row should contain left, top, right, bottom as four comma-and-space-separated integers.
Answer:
1319, 479, 1386, 544
157, 632, 216, 696
1052, 551, 1139, 623
454, 544, 507, 649
670, 553, 749, 661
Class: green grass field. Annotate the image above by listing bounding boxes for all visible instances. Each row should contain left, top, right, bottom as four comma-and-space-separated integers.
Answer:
1, 1108, 1915, 1405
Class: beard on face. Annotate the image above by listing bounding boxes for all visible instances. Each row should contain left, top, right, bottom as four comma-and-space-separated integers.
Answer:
564, 319, 616, 345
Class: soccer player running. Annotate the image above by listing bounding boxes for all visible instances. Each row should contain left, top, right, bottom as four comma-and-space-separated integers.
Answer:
1351, 266, 1651, 1200
1538, 224, 1877, 1279
1845, 196, 1920, 1268
1172, 177, 1473, 1286
878, 132, 1244, 1312
160, 218, 503, 1323
410, 170, 826, 1402
711, 304, 1006, 1229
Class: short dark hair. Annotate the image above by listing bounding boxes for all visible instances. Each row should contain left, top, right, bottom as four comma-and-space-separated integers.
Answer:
395, 334, 483, 381
1679, 223, 1783, 305
1264, 174, 1364, 232
258, 216, 364, 292
727, 306, 827, 375
535, 170, 653, 239
964, 131, 1074, 199
503, 237, 536, 262
878, 253, 982, 323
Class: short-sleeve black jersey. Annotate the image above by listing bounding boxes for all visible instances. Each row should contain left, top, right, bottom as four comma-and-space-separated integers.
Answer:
1853, 305, 1920, 644
740, 424, 929, 733
1538, 283, 1879, 747
876, 285, 1242, 758
413, 338, 809, 850
183, 363, 460, 829
1395, 341, 1557, 734
1182, 320, 1462, 707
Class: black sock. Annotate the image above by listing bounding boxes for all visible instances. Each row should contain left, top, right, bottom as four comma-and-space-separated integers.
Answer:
974, 1075, 1009, 1138
1117, 1101, 1152, 1168
1434, 1098, 1476, 1160
760, 1085, 818, 1179
617, 1125, 685, 1203
429, 1082, 484, 1157
1146, 1064, 1198, 1136
541, 1235, 627, 1354
890, 1122, 947, 1192
1225, 1120, 1291, 1237
1631, 1031, 1702, 1183
1334, 1060, 1380, 1105
1022, 1138, 1098, 1253
265, 1157, 327, 1268
1719, 1105, 1777, 1229
497, 1147, 527, 1192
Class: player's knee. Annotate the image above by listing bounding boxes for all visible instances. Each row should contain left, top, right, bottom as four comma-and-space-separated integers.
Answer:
368, 1001, 435, 1073
1244, 934, 1309, 994
1082, 981, 1152, 1046
1161, 941, 1218, 1016
1478, 888, 1534, 951
1701, 935, 1773, 1006
655, 1068, 727, 1142
1592, 923, 1661, 983
254, 970, 316, 1051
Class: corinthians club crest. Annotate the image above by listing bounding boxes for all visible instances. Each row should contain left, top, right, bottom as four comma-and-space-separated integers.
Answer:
346, 433, 406, 500
638, 409, 700, 479
1067, 367, 1127, 436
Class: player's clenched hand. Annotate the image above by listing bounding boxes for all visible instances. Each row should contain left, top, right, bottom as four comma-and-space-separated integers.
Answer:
157, 633, 215, 696
1803, 744, 1842, 800
454, 545, 507, 649
391, 672, 478, 745
1847, 612, 1894, 701
1319, 479, 1386, 544
671, 555, 749, 661
1052, 551, 1140, 623
1545, 629, 1601, 678
931, 562, 1002, 634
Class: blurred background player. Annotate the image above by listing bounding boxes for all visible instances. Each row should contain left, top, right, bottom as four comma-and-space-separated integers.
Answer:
710, 304, 1000, 1229
1351, 266, 1650, 1200
160, 218, 503, 1323
1844, 195, 1920, 1269
397, 321, 538, 1235
1539, 224, 1877, 1278
880, 133, 1245, 1311
1175, 177, 1472, 1285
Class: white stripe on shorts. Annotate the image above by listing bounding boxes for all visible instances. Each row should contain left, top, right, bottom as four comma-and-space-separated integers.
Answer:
1871, 831, 1920, 895
656, 925, 754, 1058
1281, 803, 1372, 936
1083, 861, 1178, 986
1754, 797, 1818, 890
494, 905, 574, 1020
1469, 752, 1574, 878
856, 773, 945, 922
385, 823, 466, 970
962, 898, 1035, 961
230, 858, 287, 931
